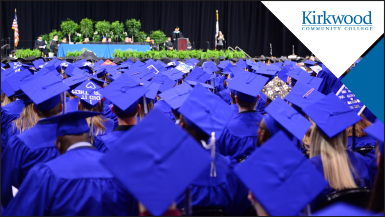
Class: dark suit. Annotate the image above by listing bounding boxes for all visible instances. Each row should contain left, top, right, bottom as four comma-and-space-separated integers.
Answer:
165, 41, 173, 50
34, 40, 48, 56
171, 31, 184, 50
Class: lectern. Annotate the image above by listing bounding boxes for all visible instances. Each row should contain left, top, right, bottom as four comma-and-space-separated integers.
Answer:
177, 38, 187, 51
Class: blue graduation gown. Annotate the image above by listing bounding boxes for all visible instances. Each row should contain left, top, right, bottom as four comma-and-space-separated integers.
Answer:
154, 99, 175, 122
216, 88, 231, 105
310, 149, 372, 210
347, 136, 377, 150
65, 98, 80, 113
3, 147, 139, 216
102, 104, 119, 129
317, 69, 337, 95
230, 104, 239, 118
364, 149, 378, 184
1, 100, 25, 153
3, 122, 21, 154
331, 76, 344, 94
94, 125, 134, 153
176, 153, 251, 215
1, 120, 60, 208
216, 111, 263, 161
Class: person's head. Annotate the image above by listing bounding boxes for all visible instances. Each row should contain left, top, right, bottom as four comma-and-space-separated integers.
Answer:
230, 90, 236, 104
219, 31, 223, 36
13, 102, 39, 133
175, 27, 180, 32
234, 91, 259, 111
32, 97, 63, 118
55, 133, 89, 155
62, 37, 67, 42
146, 36, 150, 41
108, 38, 112, 42
78, 100, 106, 136
309, 126, 358, 190
54, 35, 58, 40
167, 37, 171, 42
187, 38, 190, 43
125, 37, 129, 41
179, 114, 210, 143
38, 36, 42, 41
256, 118, 273, 147
102, 37, 106, 42
111, 103, 141, 123
151, 39, 154, 43
84, 37, 89, 42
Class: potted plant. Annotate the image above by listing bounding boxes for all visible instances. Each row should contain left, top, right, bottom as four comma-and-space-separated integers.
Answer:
95, 20, 110, 39
79, 18, 94, 39
60, 18, 79, 43
126, 19, 142, 42
49, 29, 64, 42
150, 30, 167, 50
110, 21, 125, 42
92, 31, 102, 42
136, 31, 147, 43
73, 32, 84, 44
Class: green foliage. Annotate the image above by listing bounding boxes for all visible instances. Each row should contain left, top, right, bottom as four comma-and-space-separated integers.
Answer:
110, 21, 125, 42
95, 20, 111, 37
60, 18, 79, 42
125, 19, 141, 41
92, 34, 102, 42
136, 31, 147, 43
79, 18, 94, 38
65, 49, 87, 57
15, 49, 41, 58
49, 29, 64, 41
112, 49, 124, 58
73, 33, 84, 43
150, 30, 167, 50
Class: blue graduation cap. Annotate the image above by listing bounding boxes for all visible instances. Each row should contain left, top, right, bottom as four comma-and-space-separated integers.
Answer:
155, 60, 168, 68
161, 68, 184, 81
93, 59, 105, 68
44, 111, 102, 137
304, 60, 317, 68
34, 66, 60, 78
217, 60, 231, 69
158, 83, 193, 110
295, 74, 323, 90
152, 73, 176, 92
99, 74, 149, 114
236, 59, 248, 68
264, 97, 312, 140
178, 83, 234, 138
302, 93, 362, 138
284, 60, 296, 66
5, 69, 35, 93
184, 67, 211, 83
145, 59, 156, 65
99, 108, 211, 216
202, 61, 218, 72
227, 72, 269, 99
256, 65, 280, 76
63, 73, 89, 89
65, 64, 84, 77
221, 62, 235, 74
285, 81, 325, 109
144, 82, 161, 100
131, 67, 156, 81
285, 68, 309, 80
32, 59, 45, 69
132, 60, 145, 67
1, 70, 17, 97
72, 80, 103, 109
234, 131, 328, 216
278, 67, 290, 83
153, 63, 166, 73
20, 73, 70, 111
312, 202, 376, 216
184, 80, 214, 89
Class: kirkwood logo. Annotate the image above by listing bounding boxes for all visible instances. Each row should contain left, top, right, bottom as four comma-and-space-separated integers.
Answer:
302, 11, 373, 31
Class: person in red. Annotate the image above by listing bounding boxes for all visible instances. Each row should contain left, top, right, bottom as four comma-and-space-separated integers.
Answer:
124, 37, 132, 43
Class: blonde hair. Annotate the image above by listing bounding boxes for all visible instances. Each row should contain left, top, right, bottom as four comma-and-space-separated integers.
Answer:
347, 114, 371, 137
77, 100, 107, 136
2, 95, 16, 106
12, 103, 39, 133
302, 118, 315, 156
310, 126, 358, 190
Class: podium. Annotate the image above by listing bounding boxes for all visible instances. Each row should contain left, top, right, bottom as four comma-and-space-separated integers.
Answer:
177, 38, 187, 51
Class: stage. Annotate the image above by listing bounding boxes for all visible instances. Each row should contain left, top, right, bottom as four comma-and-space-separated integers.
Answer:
57, 44, 151, 58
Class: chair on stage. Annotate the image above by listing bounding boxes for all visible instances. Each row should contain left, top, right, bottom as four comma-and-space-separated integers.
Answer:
314, 188, 372, 212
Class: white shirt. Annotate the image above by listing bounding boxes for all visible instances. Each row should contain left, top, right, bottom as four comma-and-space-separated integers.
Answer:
67, 142, 92, 151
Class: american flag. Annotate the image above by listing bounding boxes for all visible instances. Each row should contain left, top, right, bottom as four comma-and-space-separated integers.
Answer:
215, 11, 219, 49
12, 9, 19, 47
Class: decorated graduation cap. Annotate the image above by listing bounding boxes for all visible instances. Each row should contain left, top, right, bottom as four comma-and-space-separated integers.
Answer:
312, 202, 375, 216
44, 111, 102, 137
73, 80, 103, 109
234, 131, 328, 216
264, 97, 312, 140
179, 83, 234, 139
100, 108, 211, 216
261, 76, 292, 101
285, 81, 325, 109
159, 82, 193, 110
152, 73, 176, 92
227, 71, 269, 103
100, 74, 148, 114
20, 72, 70, 111
363, 120, 384, 157
184, 66, 211, 83
302, 93, 362, 138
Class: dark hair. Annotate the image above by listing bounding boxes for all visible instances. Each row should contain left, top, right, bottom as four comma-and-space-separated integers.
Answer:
35, 98, 62, 118
368, 144, 384, 213
230, 91, 236, 104
236, 95, 258, 110
114, 104, 138, 119
54, 34, 58, 37
63, 36, 67, 39
180, 115, 210, 143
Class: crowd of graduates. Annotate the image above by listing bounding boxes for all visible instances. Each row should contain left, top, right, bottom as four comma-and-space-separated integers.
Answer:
0, 53, 383, 216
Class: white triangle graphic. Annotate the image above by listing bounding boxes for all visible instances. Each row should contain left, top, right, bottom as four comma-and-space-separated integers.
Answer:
262, 1, 384, 77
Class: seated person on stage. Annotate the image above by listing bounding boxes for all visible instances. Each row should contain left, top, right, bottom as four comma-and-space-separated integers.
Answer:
34, 35, 48, 57
124, 37, 132, 43
150, 39, 157, 50
165, 37, 173, 50
83, 37, 90, 43
102, 36, 107, 43
49, 34, 59, 56
61, 37, 67, 43
108, 38, 112, 43
187, 38, 192, 50
145, 36, 151, 43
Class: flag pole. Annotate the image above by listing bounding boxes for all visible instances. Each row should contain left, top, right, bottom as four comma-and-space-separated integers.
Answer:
215, 10, 218, 50
14, 9, 16, 54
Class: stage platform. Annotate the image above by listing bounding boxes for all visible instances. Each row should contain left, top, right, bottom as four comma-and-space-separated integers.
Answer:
57, 44, 151, 58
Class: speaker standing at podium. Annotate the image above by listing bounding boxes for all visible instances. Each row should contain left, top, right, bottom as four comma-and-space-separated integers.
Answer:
171, 26, 184, 50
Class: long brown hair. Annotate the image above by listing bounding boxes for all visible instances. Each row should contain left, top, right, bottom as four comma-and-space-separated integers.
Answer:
2, 94, 16, 106
302, 118, 315, 156
138, 100, 154, 120
12, 103, 39, 133
346, 114, 371, 137
310, 127, 358, 190
77, 100, 107, 136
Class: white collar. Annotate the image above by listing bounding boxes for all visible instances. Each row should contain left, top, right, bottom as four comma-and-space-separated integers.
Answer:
67, 142, 92, 151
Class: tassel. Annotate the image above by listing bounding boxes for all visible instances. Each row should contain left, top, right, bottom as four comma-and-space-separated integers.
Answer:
201, 132, 216, 177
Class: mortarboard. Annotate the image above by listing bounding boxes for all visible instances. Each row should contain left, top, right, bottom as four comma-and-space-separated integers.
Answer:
286, 67, 308, 80
227, 71, 269, 103
264, 97, 312, 140
285, 81, 325, 109
20, 73, 69, 111
1, 69, 17, 97
261, 76, 292, 101
256, 65, 280, 76
44, 111, 102, 137
144, 82, 161, 100
100, 108, 212, 216
152, 73, 176, 93
304, 60, 317, 68
217, 60, 231, 69
63, 73, 89, 89
64, 64, 84, 77
295, 74, 323, 90
100, 74, 148, 114
363, 120, 384, 157
219, 56, 226, 61
178, 83, 234, 138
277, 67, 290, 83
302, 93, 362, 138
221, 62, 235, 75
131, 67, 156, 81
234, 131, 328, 216
184, 80, 214, 89
184, 67, 211, 83
158, 83, 193, 110
161, 68, 184, 81
312, 202, 376, 216
32, 59, 45, 69
5, 69, 35, 93
72, 80, 103, 109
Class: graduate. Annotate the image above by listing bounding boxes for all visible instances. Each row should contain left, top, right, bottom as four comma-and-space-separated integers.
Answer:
1, 73, 69, 208
216, 72, 268, 162
94, 74, 148, 152
302, 93, 372, 210
176, 83, 252, 215
3, 111, 138, 216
